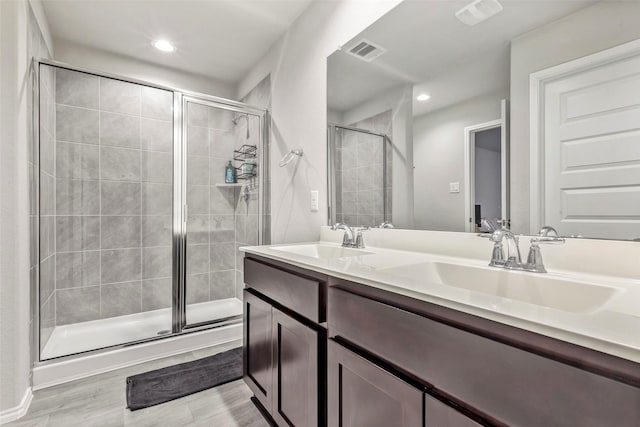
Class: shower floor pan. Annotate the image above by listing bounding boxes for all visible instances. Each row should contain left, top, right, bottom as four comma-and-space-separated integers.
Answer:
41, 298, 243, 360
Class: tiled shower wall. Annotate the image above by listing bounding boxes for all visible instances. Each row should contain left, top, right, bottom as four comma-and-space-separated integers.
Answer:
235, 75, 271, 300
335, 110, 393, 227
185, 103, 238, 305
44, 66, 175, 326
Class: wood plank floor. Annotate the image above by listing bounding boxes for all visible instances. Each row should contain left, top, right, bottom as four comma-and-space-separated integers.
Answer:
6, 341, 270, 427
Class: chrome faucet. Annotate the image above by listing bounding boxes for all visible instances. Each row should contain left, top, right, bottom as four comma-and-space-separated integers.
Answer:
331, 223, 367, 248
378, 221, 394, 229
487, 226, 565, 273
489, 228, 522, 268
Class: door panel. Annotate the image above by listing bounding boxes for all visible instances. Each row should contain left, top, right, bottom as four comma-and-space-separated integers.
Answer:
543, 54, 640, 239
272, 308, 319, 427
425, 395, 481, 427
243, 290, 273, 413
328, 340, 423, 427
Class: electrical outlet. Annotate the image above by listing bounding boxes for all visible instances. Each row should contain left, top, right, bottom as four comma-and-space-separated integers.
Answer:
310, 190, 319, 212
449, 182, 460, 193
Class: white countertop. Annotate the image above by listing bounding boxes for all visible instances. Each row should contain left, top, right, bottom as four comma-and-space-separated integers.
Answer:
241, 231, 640, 364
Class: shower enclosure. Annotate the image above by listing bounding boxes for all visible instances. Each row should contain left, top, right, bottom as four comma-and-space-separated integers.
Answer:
327, 124, 392, 227
35, 61, 267, 361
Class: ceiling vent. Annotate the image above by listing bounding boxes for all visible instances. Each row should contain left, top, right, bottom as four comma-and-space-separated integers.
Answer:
345, 39, 387, 62
456, 0, 503, 26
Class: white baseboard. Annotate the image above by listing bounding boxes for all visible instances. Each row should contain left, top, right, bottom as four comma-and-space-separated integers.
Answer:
0, 387, 33, 425
33, 323, 242, 390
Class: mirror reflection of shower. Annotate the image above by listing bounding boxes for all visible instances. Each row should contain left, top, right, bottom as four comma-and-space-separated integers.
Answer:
233, 113, 250, 139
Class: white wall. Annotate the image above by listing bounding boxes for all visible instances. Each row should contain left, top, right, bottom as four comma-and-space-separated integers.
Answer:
54, 40, 235, 98
0, 0, 32, 417
236, 0, 403, 243
510, 1, 640, 234
475, 147, 501, 222
339, 84, 414, 228
413, 88, 507, 231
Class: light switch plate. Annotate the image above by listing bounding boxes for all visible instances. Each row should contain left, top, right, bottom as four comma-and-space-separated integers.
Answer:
449, 182, 460, 193
310, 190, 319, 211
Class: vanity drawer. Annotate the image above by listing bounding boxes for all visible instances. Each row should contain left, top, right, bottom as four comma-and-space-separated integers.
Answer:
244, 257, 324, 322
328, 286, 640, 427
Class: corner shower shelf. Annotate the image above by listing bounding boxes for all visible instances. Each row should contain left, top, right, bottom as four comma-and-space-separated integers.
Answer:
233, 144, 257, 180
215, 183, 244, 188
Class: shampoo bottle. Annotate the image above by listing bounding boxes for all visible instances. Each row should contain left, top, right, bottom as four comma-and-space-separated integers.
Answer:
225, 161, 237, 183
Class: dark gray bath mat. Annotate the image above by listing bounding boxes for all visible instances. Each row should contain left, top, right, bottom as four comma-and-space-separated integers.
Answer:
126, 346, 243, 411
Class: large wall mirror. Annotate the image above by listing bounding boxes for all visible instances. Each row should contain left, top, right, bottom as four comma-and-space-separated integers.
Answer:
327, 0, 640, 240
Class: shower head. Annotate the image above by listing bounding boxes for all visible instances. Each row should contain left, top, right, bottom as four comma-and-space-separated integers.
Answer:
232, 113, 250, 139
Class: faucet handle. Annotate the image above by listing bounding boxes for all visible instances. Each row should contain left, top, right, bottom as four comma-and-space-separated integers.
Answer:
354, 227, 370, 248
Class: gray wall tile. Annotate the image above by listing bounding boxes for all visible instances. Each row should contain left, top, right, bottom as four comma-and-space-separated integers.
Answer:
208, 108, 234, 131
142, 183, 172, 215
55, 68, 99, 109
141, 151, 172, 183
187, 156, 209, 185
39, 216, 55, 261
186, 244, 208, 275
100, 146, 141, 181
101, 281, 142, 318
101, 248, 142, 284
210, 270, 235, 300
56, 286, 101, 325
100, 78, 141, 115
187, 185, 209, 214
56, 216, 100, 252
141, 86, 172, 121
102, 216, 141, 249
210, 215, 234, 243
186, 273, 209, 304
187, 126, 208, 156
142, 215, 172, 247
210, 187, 235, 214
40, 255, 56, 301
56, 142, 99, 179
101, 181, 141, 215
187, 103, 208, 127
56, 105, 99, 144
141, 118, 172, 152
100, 112, 140, 149
142, 246, 172, 279
187, 215, 210, 245
56, 251, 100, 289
209, 129, 234, 158
56, 179, 99, 215
210, 242, 235, 271
142, 278, 172, 311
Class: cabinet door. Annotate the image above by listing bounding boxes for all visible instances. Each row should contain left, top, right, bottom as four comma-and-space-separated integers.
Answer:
425, 395, 481, 427
328, 340, 423, 427
272, 308, 319, 427
243, 290, 273, 413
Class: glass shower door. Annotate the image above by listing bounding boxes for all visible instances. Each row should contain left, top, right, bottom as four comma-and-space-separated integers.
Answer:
183, 98, 262, 327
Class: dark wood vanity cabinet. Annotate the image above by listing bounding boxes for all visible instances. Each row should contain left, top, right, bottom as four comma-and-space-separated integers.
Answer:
243, 256, 327, 427
244, 254, 640, 427
327, 339, 423, 427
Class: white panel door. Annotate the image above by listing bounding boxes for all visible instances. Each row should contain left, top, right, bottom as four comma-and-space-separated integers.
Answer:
543, 54, 640, 239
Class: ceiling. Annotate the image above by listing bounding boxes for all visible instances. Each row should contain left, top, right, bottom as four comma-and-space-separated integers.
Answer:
41, 0, 313, 84
327, 0, 596, 118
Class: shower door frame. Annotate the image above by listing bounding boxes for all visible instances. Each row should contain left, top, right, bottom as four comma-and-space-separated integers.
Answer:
326, 123, 390, 226
33, 59, 268, 364
176, 95, 267, 333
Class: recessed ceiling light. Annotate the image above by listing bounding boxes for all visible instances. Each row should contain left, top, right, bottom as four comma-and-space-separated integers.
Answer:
153, 40, 175, 52
416, 94, 431, 101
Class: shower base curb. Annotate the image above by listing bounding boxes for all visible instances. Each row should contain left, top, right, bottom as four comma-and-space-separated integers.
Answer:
32, 323, 242, 390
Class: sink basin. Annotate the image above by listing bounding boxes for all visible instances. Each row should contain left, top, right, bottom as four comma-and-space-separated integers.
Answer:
380, 261, 619, 314
270, 244, 373, 260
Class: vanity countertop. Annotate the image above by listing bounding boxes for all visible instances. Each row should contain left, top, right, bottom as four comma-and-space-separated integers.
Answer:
241, 235, 640, 364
